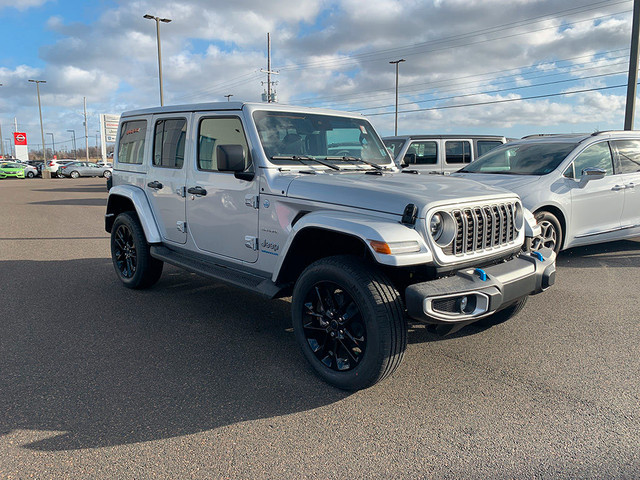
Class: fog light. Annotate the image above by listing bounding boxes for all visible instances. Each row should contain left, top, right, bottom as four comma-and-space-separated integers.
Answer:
458, 296, 468, 313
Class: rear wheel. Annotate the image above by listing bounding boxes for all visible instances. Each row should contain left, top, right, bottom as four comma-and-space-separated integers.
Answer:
110, 212, 163, 289
292, 255, 407, 391
70, 171, 80, 179
531, 211, 562, 254
26, 171, 35, 178
103, 170, 112, 179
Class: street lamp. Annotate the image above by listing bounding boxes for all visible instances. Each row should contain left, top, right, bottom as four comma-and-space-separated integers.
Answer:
144, 14, 172, 106
224, 94, 233, 102
47, 132, 55, 158
67, 129, 77, 159
389, 59, 405, 136
28, 79, 48, 174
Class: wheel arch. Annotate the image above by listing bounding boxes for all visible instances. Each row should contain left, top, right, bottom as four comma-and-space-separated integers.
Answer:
533, 205, 567, 250
105, 185, 162, 243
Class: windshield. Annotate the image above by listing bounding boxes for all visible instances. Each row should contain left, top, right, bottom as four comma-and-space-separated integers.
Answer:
253, 111, 392, 166
460, 141, 579, 175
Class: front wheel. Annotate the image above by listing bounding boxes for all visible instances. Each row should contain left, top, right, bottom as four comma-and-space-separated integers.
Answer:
70, 171, 80, 179
26, 171, 35, 178
531, 211, 562, 254
103, 170, 112, 179
110, 212, 163, 289
292, 256, 407, 391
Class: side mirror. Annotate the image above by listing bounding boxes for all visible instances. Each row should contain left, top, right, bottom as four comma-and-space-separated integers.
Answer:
403, 153, 416, 167
217, 144, 254, 181
217, 144, 245, 172
581, 167, 606, 181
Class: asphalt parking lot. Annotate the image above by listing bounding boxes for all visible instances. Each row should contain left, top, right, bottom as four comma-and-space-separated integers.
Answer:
1, 177, 639, 479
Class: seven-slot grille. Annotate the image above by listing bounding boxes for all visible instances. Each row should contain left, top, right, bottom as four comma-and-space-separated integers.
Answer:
445, 203, 518, 256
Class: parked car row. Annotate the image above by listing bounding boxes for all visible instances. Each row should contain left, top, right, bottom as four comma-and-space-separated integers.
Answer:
0, 159, 113, 180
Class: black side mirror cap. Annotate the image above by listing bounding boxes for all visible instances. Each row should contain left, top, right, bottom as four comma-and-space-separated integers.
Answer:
217, 144, 246, 172
403, 153, 416, 165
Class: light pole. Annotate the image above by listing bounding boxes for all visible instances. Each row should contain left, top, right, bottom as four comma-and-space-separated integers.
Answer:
29, 79, 49, 175
67, 129, 77, 159
389, 59, 405, 136
47, 132, 55, 158
0, 84, 4, 158
144, 14, 172, 106
224, 94, 233, 102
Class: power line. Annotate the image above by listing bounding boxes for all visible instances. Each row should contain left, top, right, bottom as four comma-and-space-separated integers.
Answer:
275, 1, 630, 72
365, 83, 629, 116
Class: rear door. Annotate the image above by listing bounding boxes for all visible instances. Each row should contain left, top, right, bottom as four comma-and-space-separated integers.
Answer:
443, 140, 473, 174
145, 115, 189, 245
186, 113, 259, 262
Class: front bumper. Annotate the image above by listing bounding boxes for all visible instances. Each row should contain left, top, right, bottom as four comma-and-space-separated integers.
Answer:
405, 248, 556, 324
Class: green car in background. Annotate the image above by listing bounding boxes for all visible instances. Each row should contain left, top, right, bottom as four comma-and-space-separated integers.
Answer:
0, 162, 26, 179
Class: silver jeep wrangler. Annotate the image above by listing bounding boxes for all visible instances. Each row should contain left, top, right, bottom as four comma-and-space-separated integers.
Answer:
105, 102, 556, 390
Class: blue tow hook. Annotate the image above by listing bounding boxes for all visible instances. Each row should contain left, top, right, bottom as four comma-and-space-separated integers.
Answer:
474, 268, 488, 281
532, 251, 544, 262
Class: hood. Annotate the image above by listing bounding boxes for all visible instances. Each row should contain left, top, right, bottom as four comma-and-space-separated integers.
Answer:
451, 172, 541, 193
286, 171, 517, 218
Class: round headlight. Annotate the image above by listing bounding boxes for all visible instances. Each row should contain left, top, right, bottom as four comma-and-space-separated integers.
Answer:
430, 213, 444, 241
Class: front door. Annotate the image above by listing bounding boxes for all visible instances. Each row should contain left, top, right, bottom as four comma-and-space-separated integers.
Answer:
186, 114, 259, 263
611, 139, 640, 229
145, 116, 188, 245
568, 141, 623, 239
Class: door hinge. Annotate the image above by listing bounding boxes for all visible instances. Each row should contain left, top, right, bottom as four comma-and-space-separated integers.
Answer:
245, 236, 258, 250
176, 186, 186, 197
177, 221, 187, 233
245, 194, 259, 209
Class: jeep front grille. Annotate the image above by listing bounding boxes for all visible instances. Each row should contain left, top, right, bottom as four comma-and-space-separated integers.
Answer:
445, 203, 517, 256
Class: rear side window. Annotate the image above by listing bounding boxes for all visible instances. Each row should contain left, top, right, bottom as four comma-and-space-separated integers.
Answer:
445, 141, 472, 164
117, 120, 147, 165
153, 119, 187, 169
477, 140, 503, 158
406, 141, 437, 164
611, 140, 640, 174
198, 117, 249, 172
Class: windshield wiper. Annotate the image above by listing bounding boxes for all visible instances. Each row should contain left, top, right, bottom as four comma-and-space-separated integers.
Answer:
324, 156, 387, 171
271, 155, 341, 171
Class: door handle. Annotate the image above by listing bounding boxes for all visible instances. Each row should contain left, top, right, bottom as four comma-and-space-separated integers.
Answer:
187, 186, 207, 196
626, 182, 635, 189
147, 181, 163, 189
611, 185, 625, 191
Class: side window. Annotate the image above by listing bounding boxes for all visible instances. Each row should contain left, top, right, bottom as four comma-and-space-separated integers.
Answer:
117, 120, 147, 165
612, 140, 640, 174
383, 140, 405, 158
153, 118, 187, 168
572, 142, 613, 179
477, 140, 503, 158
445, 141, 472, 164
406, 141, 437, 165
198, 117, 249, 172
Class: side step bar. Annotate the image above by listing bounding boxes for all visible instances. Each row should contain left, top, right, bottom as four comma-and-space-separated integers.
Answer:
150, 246, 283, 298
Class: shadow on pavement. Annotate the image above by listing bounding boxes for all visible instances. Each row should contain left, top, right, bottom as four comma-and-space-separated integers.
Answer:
0, 259, 347, 451
33, 185, 108, 194
558, 239, 640, 268
29, 198, 108, 207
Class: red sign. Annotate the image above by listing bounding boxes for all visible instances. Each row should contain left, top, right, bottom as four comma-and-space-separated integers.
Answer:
14, 132, 27, 146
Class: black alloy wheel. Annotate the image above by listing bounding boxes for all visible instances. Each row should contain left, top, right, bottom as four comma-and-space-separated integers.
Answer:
301, 281, 367, 372
110, 212, 163, 289
113, 223, 137, 279
292, 255, 407, 391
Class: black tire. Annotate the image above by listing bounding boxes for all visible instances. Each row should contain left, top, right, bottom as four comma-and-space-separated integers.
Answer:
110, 212, 163, 289
56, 171, 64, 178
477, 296, 528, 327
292, 255, 407, 391
532, 210, 562, 254
70, 171, 80, 179
26, 171, 35, 178
103, 170, 112, 179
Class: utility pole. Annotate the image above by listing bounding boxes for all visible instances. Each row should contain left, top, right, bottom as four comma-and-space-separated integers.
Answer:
29, 79, 49, 176
625, 0, 640, 130
83, 97, 89, 161
261, 32, 279, 102
389, 59, 406, 136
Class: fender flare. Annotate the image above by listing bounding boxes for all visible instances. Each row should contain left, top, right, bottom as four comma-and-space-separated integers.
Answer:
106, 185, 162, 244
272, 210, 432, 282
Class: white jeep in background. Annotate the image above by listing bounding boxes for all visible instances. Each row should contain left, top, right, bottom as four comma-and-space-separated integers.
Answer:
105, 102, 556, 390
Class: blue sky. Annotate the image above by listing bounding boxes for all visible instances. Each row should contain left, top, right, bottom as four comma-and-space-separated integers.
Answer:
0, 0, 635, 155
